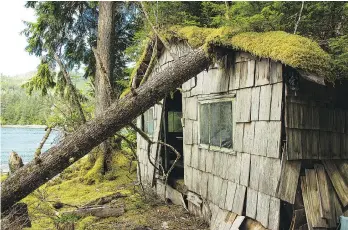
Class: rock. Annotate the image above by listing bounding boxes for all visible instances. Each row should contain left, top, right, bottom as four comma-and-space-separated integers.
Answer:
9, 151, 23, 174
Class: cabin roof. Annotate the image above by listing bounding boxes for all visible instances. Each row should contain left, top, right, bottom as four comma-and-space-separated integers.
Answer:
125, 26, 333, 96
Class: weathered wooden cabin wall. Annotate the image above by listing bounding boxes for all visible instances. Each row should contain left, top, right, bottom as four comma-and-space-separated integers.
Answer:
181, 51, 286, 229
285, 76, 348, 160
136, 43, 301, 229
136, 43, 192, 186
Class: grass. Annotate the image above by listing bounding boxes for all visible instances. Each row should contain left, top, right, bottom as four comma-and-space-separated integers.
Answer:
19, 149, 208, 230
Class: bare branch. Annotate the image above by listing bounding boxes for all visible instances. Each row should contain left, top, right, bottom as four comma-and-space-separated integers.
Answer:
294, 1, 304, 34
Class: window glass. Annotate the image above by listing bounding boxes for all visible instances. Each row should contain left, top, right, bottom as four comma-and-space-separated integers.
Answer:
200, 100, 233, 149
168, 111, 183, 132
143, 108, 154, 136
210, 103, 221, 146
220, 102, 233, 148
200, 104, 210, 144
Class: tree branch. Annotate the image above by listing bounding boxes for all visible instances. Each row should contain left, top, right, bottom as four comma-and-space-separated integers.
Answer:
294, 1, 304, 34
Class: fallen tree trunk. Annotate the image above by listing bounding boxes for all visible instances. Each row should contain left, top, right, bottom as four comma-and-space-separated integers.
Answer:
1, 47, 210, 212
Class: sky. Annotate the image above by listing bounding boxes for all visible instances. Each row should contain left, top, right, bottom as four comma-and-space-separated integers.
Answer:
0, 1, 40, 76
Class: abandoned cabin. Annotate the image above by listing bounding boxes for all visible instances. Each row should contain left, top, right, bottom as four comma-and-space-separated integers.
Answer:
130, 27, 348, 229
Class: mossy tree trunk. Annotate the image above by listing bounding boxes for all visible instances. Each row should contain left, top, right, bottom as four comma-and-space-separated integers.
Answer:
94, 1, 116, 173
1, 46, 211, 213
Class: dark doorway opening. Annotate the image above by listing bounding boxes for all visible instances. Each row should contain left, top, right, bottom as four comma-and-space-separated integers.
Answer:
162, 91, 184, 187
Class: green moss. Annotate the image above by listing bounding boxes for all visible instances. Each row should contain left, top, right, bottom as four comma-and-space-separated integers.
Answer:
1, 173, 8, 182
76, 216, 97, 230
130, 25, 333, 83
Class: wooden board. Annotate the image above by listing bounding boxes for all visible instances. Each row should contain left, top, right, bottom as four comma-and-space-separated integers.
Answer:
266, 121, 282, 158
208, 174, 215, 202
242, 122, 255, 154
342, 134, 348, 159
249, 154, 261, 190
323, 160, 348, 207
256, 192, 270, 228
236, 88, 252, 122
246, 188, 258, 219
200, 172, 209, 199
205, 149, 214, 173
239, 60, 255, 89
268, 197, 280, 230
198, 147, 206, 171
270, 61, 282, 84
253, 121, 268, 156
300, 176, 314, 227
276, 152, 301, 204
232, 184, 246, 215
225, 181, 237, 211
255, 58, 270, 86
231, 216, 246, 229
290, 209, 307, 230
229, 61, 240, 90
183, 119, 193, 144
219, 179, 228, 209
251, 87, 261, 121
258, 157, 281, 197
304, 169, 328, 228
314, 164, 332, 219
239, 153, 251, 187
185, 166, 193, 191
227, 153, 242, 184
234, 123, 244, 152
185, 96, 198, 120
270, 83, 283, 121
259, 85, 272, 120
190, 144, 199, 169
183, 144, 192, 167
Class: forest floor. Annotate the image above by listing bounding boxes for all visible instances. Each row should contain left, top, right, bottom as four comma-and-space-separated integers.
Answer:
9, 150, 209, 230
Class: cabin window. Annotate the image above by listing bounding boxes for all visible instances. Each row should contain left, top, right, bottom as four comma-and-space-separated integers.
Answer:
143, 108, 154, 136
199, 100, 233, 150
168, 111, 183, 132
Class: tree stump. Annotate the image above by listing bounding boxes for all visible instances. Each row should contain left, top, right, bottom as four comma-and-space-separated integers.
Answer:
9, 151, 23, 174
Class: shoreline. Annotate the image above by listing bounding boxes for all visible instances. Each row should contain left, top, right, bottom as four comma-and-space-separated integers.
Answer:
1, 125, 47, 129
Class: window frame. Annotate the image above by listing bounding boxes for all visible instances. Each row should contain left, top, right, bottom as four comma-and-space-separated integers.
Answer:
198, 95, 236, 154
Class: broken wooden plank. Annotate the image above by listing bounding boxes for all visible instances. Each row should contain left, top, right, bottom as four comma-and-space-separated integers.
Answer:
187, 191, 202, 207
259, 85, 272, 120
225, 181, 237, 211
256, 192, 271, 228
322, 160, 348, 207
219, 180, 228, 209
221, 212, 238, 230
268, 197, 280, 230
304, 169, 328, 228
232, 184, 246, 215
230, 215, 246, 230
239, 153, 251, 187
300, 176, 315, 228
276, 152, 301, 204
314, 164, 332, 219
246, 188, 258, 219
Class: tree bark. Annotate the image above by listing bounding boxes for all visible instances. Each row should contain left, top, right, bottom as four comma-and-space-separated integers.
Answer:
53, 53, 86, 123
95, 1, 116, 173
34, 127, 52, 157
1, 46, 210, 213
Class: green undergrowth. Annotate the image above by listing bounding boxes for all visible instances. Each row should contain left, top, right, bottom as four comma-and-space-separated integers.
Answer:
22, 150, 142, 229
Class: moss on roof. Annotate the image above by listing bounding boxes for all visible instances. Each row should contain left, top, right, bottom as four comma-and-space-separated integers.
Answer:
124, 26, 332, 97
167, 26, 331, 79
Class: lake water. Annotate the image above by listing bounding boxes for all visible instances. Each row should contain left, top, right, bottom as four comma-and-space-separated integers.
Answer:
0, 127, 60, 172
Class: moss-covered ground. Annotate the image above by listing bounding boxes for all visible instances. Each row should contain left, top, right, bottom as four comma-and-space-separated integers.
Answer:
17, 151, 207, 230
